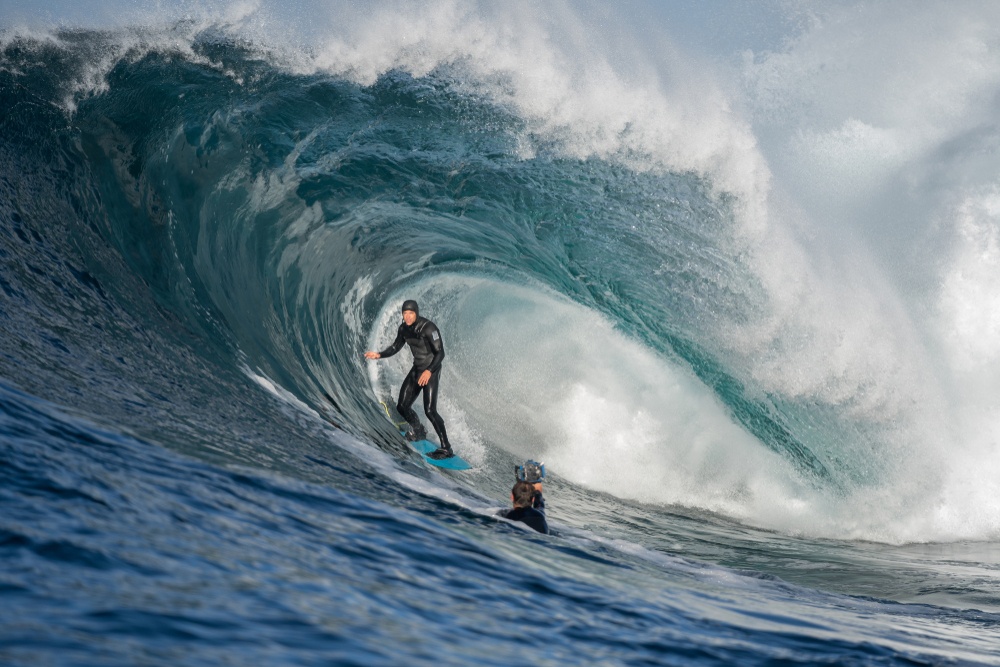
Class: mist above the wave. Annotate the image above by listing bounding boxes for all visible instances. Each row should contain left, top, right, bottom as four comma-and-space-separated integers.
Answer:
737, 1, 1000, 540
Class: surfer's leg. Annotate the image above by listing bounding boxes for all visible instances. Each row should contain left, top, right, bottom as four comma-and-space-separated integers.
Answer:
421, 372, 451, 450
396, 369, 425, 436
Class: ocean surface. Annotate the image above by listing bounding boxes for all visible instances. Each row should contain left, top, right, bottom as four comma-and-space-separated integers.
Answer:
2, 2, 1000, 664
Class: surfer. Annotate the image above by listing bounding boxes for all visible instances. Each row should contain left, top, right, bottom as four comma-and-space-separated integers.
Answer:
364, 300, 454, 459
500, 460, 549, 534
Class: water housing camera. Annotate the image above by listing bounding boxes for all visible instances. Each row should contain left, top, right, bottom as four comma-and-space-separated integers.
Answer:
515, 460, 545, 484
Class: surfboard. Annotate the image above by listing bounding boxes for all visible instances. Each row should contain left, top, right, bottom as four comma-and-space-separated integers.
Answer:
401, 431, 471, 470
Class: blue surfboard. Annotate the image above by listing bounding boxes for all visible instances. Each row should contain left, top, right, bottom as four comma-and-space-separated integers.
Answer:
401, 431, 471, 470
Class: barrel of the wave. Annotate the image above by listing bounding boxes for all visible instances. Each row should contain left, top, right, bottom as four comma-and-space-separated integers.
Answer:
364, 300, 471, 470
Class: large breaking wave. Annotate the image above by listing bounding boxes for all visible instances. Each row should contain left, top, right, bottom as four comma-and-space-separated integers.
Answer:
2, 0, 1000, 545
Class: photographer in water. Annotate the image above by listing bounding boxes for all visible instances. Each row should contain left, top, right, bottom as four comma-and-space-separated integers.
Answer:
500, 461, 549, 535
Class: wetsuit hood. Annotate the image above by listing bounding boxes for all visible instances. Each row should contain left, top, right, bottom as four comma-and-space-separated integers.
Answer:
401, 300, 419, 316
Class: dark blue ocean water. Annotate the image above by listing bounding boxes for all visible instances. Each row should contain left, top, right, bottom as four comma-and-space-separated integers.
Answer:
2, 14, 1000, 666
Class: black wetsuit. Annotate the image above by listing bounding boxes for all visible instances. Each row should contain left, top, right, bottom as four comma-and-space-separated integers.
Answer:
378, 316, 450, 449
501, 494, 549, 535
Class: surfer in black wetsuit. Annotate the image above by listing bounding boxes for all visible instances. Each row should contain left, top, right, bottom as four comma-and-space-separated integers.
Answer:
364, 300, 454, 459
501, 480, 549, 535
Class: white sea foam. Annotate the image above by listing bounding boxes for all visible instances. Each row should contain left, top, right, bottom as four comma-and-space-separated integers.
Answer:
733, 2, 1000, 541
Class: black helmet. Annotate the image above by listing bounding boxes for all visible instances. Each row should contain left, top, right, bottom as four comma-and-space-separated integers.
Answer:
401, 299, 419, 315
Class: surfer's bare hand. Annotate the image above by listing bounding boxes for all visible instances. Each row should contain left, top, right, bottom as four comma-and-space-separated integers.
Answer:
533, 482, 543, 493
418, 370, 432, 386
364, 351, 380, 359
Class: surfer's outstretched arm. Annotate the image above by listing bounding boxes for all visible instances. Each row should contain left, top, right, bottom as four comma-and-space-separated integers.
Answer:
364, 325, 406, 360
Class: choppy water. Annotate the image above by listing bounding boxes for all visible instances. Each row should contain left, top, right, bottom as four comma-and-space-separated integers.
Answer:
2, 2, 1000, 664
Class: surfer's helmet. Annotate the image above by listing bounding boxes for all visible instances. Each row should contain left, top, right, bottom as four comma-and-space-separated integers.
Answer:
401, 299, 419, 315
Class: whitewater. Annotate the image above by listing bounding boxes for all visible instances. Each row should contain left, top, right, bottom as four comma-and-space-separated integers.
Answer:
1, 1, 999, 664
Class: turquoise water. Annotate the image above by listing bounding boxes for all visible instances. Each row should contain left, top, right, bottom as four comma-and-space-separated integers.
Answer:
2, 4, 1000, 664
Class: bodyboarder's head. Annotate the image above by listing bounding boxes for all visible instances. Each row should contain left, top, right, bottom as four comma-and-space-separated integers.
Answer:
511, 480, 539, 508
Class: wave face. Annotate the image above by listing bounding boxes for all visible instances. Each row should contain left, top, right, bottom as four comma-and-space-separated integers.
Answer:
2, 3, 1000, 664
